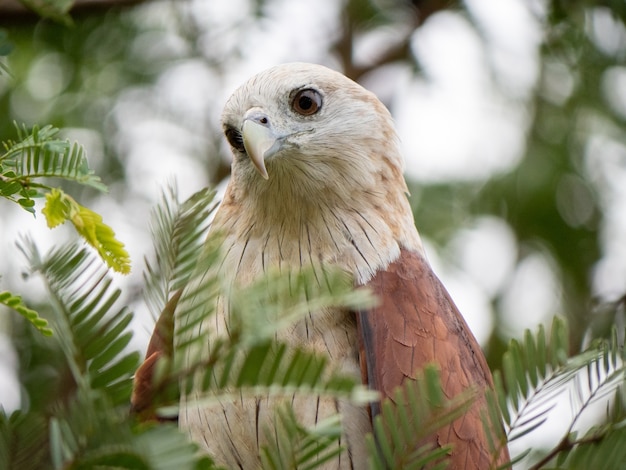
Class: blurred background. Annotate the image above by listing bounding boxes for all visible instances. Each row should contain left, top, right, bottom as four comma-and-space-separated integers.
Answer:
0, 0, 625, 464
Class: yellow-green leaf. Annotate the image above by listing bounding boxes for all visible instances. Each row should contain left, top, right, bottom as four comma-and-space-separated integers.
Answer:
0, 290, 53, 336
71, 204, 131, 274
42, 188, 71, 228
41, 189, 131, 274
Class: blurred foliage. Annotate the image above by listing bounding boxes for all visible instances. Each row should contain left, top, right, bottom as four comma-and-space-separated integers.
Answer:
1, 0, 626, 468
410, 0, 626, 357
17, 0, 75, 25
481, 0, 626, 349
0, 29, 14, 75
0, 290, 51, 336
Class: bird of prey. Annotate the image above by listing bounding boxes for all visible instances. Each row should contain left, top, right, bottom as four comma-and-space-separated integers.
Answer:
132, 63, 509, 469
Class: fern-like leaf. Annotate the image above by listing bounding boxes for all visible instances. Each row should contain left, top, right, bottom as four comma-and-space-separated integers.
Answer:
14, 233, 211, 470
134, 424, 216, 470
563, 426, 626, 470
494, 317, 573, 445
143, 183, 217, 319
228, 264, 373, 347
0, 410, 49, 470
49, 386, 214, 470
365, 365, 477, 470
260, 405, 344, 470
19, 238, 138, 405
140, 188, 376, 420
136, 183, 219, 412
494, 317, 626, 468
171, 243, 374, 401
0, 290, 53, 336
1, 123, 106, 194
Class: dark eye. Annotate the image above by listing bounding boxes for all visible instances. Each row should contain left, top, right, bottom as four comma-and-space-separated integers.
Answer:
224, 127, 245, 152
291, 89, 322, 116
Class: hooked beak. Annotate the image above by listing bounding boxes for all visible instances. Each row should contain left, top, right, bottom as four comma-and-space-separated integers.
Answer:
242, 113, 282, 180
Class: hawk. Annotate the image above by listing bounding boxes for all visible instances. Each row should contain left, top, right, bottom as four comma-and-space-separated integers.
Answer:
133, 63, 509, 469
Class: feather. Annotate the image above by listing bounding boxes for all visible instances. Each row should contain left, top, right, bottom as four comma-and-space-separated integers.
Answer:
131, 289, 180, 420
357, 248, 509, 468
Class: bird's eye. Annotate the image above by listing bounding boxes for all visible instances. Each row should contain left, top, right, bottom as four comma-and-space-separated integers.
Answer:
224, 127, 246, 153
291, 89, 322, 116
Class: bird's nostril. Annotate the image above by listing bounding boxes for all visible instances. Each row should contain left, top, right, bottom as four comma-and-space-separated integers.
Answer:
244, 109, 271, 128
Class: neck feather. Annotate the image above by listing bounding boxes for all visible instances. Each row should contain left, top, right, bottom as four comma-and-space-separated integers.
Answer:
214, 153, 423, 284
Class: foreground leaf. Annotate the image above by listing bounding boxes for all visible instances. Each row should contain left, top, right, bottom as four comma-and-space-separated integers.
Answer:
0, 290, 53, 336
42, 188, 131, 274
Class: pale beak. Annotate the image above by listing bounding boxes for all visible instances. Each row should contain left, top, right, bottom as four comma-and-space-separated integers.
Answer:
242, 118, 278, 180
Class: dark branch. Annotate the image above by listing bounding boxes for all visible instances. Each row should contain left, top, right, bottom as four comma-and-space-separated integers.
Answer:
0, 0, 147, 22
529, 432, 606, 470
335, 0, 460, 82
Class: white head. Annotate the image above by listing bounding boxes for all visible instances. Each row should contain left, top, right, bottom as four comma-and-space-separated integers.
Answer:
218, 63, 422, 277
221, 63, 407, 202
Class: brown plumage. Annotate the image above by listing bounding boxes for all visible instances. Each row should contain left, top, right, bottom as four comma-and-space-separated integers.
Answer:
357, 248, 507, 468
132, 62, 509, 468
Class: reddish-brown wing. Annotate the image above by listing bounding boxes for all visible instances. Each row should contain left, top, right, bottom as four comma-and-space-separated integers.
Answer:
356, 249, 509, 469
131, 289, 180, 420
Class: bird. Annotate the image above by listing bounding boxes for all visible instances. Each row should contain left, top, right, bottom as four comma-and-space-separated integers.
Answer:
132, 62, 510, 469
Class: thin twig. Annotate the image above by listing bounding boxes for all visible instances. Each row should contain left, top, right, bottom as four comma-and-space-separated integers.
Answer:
529, 432, 605, 470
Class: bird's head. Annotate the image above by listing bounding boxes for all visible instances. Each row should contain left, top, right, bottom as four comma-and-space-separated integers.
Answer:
221, 63, 406, 202
218, 63, 423, 277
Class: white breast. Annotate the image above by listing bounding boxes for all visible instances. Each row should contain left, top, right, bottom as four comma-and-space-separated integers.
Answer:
177, 228, 374, 469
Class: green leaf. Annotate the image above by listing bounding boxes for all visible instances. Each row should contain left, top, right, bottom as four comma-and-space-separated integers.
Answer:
171, 250, 375, 410
0, 410, 49, 469
0, 29, 14, 57
143, 183, 217, 319
0, 290, 53, 336
42, 188, 131, 274
227, 264, 374, 347
495, 316, 626, 468
0, 172, 22, 197
71, 203, 131, 274
564, 426, 626, 469
260, 405, 344, 470
134, 424, 215, 470
45, 384, 212, 470
2, 124, 106, 192
41, 187, 70, 227
367, 365, 476, 469
20, 239, 138, 405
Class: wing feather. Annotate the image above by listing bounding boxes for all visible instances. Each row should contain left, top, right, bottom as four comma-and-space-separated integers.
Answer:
356, 248, 509, 468
131, 289, 180, 420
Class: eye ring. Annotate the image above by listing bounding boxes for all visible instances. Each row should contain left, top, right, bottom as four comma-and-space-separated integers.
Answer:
224, 126, 246, 153
291, 88, 322, 116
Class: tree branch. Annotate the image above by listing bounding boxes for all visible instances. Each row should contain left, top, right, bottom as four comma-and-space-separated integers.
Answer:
0, 0, 147, 21
335, 0, 460, 82
529, 432, 606, 470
